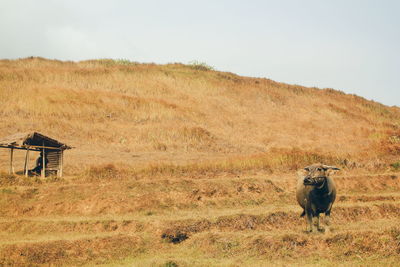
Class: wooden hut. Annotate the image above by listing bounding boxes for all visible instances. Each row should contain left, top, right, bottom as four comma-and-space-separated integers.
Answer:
0, 132, 71, 177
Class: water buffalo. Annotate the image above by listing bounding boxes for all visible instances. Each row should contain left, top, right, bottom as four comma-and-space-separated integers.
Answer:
296, 164, 340, 233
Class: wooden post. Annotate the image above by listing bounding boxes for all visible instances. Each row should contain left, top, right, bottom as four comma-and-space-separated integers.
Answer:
41, 144, 45, 178
24, 148, 30, 177
9, 148, 14, 174
58, 150, 64, 178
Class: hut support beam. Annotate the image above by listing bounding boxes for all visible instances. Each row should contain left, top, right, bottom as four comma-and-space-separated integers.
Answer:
41, 145, 45, 178
58, 150, 63, 178
24, 148, 30, 177
9, 148, 14, 174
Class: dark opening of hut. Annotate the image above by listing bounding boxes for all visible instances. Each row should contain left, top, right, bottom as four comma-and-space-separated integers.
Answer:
0, 132, 72, 177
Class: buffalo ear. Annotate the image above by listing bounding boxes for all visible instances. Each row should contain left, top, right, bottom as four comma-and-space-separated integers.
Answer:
322, 165, 340, 171
329, 166, 340, 170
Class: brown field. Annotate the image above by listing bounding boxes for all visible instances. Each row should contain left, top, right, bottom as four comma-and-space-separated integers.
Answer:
0, 57, 400, 266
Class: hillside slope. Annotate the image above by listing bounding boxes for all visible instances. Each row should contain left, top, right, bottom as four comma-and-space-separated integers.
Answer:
0, 57, 399, 172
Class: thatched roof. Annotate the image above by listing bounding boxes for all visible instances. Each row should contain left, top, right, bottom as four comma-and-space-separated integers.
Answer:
0, 132, 71, 150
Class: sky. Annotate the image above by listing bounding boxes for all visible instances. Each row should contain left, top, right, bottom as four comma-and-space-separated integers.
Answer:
1, 0, 399, 106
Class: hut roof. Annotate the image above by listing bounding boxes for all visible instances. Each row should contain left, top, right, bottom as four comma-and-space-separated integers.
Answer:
0, 132, 71, 150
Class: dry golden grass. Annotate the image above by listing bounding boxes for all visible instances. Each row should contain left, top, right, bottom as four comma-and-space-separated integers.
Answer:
1, 57, 400, 266
1, 57, 399, 172
1, 170, 400, 266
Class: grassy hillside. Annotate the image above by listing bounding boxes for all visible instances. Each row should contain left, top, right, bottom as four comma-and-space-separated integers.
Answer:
0, 57, 399, 173
1, 57, 400, 266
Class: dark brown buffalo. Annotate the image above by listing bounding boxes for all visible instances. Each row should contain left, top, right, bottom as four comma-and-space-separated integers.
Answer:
296, 164, 340, 233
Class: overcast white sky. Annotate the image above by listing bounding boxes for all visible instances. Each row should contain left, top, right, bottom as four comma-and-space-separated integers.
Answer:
1, 0, 399, 106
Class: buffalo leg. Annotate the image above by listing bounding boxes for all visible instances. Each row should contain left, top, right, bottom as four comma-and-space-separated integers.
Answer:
304, 199, 316, 232
325, 210, 331, 233
316, 213, 323, 231
306, 211, 314, 232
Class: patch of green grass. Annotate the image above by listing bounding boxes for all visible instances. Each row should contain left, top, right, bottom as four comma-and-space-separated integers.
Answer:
390, 161, 400, 171
368, 132, 385, 140
114, 59, 138, 66
0, 188, 16, 194
145, 211, 155, 216
161, 261, 178, 267
242, 198, 266, 206
187, 60, 214, 71
94, 58, 138, 67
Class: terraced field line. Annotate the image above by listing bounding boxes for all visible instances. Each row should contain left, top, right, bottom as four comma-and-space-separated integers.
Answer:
0, 232, 121, 245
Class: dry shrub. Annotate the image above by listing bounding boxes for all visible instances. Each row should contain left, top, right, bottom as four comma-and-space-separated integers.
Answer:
326, 233, 353, 246
0, 235, 143, 266
0, 219, 146, 236
336, 174, 400, 192
213, 212, 300, 231
163, 212, 300, 237
334, 203, 400, 222
161, 232, 189, 244
0, 172, 43, 186
153, 141, 167, 151
232, 234, 311, 259
215, 214, 260, 231
187, 61, 214, 71
161, 261, 179, 267
338, 195, 398, 203
331, 232, 387, 256
269, 147, 343, 171
162, 219, 212, 238
389, 227, 400, 253
328, 103, 370, 122
191, 231, 400, 260
391, 161, 400, 171
182, 127, 213, 142
0, 172, 20, 186
376, 129, 400, 155
280, 234, 308, 249
85, 163, 125, 180
20, 188, 39, 199
136, 148, 344, 178
162, 204, 400, 239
